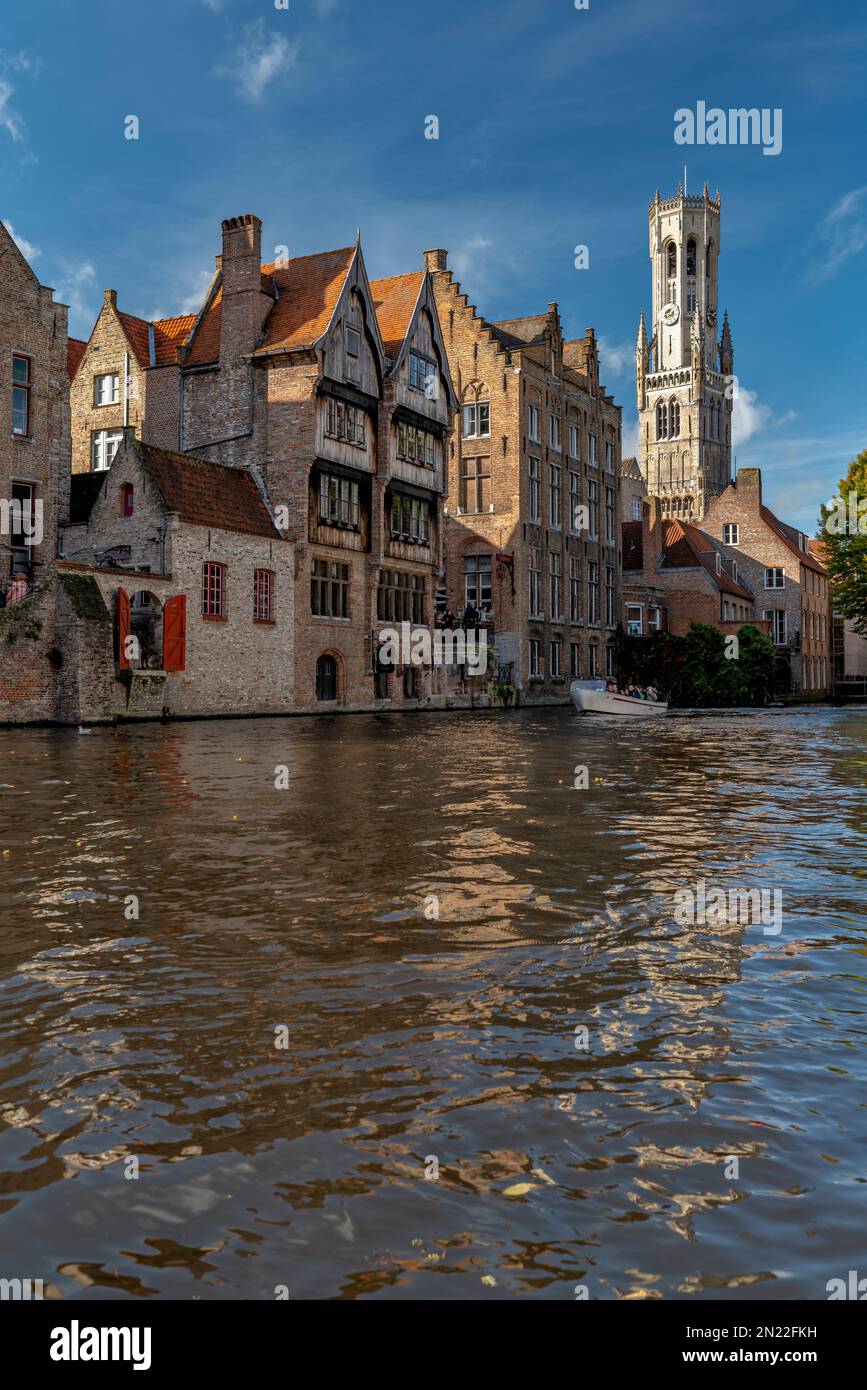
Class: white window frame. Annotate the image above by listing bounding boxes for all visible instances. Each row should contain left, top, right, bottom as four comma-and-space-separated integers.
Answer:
765, 567, 786, 590
91, 427, 124, 472
569, 424, 580, 459
723, 523, 739, 545
549, 414, 561, 451
94, 372, 120, 407
528, 404, 541, 444
626, 604, 643, 637
549, 463, 561, 529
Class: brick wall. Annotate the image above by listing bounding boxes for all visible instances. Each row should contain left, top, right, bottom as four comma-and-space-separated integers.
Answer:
0, 221, 70, 587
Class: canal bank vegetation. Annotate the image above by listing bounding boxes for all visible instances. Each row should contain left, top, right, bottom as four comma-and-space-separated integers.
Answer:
818, 447, 867, 636
619, 622, 777, 708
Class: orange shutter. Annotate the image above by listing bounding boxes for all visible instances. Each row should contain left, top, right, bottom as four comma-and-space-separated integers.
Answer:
117, 588, 131, 669
162, 594, 187, 672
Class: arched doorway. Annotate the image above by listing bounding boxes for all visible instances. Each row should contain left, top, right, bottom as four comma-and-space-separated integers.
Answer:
316, 653, 338, 702
130, 591, 163, 669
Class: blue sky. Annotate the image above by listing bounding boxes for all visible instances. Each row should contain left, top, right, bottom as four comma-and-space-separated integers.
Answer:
2, 0, 865, 532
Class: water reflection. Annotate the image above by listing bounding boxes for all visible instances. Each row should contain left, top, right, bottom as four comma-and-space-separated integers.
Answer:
1, 708, 866, 1299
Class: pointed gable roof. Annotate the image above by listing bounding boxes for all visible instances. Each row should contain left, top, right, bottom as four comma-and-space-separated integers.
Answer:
370, 271, 424, 359
256, 246, 357, 354
759, 505, 826, 574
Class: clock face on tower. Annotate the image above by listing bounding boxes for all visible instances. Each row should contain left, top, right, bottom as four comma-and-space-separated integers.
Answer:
661, 303, 680, 326
707, 306, 717, 327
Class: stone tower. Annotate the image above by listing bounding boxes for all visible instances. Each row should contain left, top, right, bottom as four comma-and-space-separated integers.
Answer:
636, 185, 733, 520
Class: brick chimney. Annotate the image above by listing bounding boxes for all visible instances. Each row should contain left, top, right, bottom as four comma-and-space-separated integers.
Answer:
104, 289, 117, 308
736, 467, 762, 507
424, 248, 448, 273
219, 213, 263, 362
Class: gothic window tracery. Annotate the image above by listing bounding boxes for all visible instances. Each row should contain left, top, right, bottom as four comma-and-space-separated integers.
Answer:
656, 401, 668, 439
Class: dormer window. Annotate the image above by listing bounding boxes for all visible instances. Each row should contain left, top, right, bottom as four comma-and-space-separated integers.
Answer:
409, 351, 437, 399
121, 482, 134, 517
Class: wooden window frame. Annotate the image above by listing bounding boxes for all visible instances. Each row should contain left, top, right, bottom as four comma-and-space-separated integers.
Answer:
254, 567, 275, 624
202, 561, 226, 620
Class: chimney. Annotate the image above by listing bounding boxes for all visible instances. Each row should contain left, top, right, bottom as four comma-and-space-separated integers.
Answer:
219, 213, 263, 362
736, 467, 762, 507
424, 248, 448, 273
104, 289, 117, 308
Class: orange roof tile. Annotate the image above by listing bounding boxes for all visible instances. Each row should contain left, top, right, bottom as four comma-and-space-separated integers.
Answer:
370, 271, 424, 359
137, 443, 281, 538
662, 519, 753, 599
152, 314, 196, 365
67, 336, 87, 382
257, 246, 356, 354
116, 311, 152, 368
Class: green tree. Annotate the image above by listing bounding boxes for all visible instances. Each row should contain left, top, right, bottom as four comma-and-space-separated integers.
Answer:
818, 448, 867, 635
734, 624, 776, 705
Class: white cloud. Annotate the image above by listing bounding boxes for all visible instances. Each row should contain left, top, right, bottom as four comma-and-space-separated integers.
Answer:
0, 78, 25, 143
217, 21, 299, 103
597, 336, 633, 382
2, 219, 39, 262
621, 415, 639, 459
807, 186, 867, 284
53, 261, 98, 331
451, 233, 493, 284
731, 384, 773, 447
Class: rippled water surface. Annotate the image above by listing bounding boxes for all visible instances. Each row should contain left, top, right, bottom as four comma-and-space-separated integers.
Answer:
1, 707, 865, 1300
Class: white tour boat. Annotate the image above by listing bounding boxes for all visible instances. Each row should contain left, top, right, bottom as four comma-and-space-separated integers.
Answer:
570, 680, 668, 717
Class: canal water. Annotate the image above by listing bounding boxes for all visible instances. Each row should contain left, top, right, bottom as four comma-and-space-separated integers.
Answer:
0, 707, 865, 1300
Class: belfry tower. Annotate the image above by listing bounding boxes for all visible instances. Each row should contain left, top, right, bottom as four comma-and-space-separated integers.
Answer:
636, 185, 733, 520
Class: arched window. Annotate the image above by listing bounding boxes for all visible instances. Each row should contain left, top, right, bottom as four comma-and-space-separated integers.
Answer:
656, 401, 668, 440
667, 242, 677, 278
706, 241, 714, 278
316, 654, 338, 701
670, 400, 680, 437
121, 482, 134, 517
686, 239, 697, 277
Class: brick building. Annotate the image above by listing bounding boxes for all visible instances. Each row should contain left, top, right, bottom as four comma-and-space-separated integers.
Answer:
702, 468, 831, 693
69, 290, 195, 474
0, 219, 71, 606
622, 497, 766, 641
173, 215, 456, 711
52, 432, 293, 719
427, 251, 622, 699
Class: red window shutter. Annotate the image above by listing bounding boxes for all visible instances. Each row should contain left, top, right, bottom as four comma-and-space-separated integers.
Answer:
117, 588, 131, 668
163, 594, 187, 672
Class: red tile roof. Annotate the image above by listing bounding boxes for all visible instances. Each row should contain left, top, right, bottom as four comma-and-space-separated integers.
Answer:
152, 314, 196, 365
184, 247, 356, 366
662, 519, 753, 599
257, 246, 356, 354
67, 336, 87, 382
370, 271, 424, 358
137, 443, 280, 538
760, 505, 826, 573
116, 310, 152, 368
